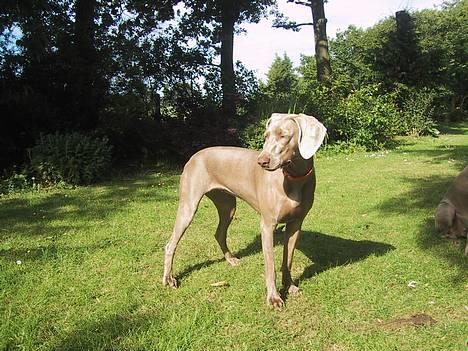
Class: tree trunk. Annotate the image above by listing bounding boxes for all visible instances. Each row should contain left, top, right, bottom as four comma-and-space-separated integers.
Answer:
74, 0, 98, 130
394, 10, 418, 84
310, 0, 331, 83
220, 1, 239, 118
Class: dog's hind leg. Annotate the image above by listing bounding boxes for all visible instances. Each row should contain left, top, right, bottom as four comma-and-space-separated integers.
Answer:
163, 171, 207, 287
206, 190, 240, 266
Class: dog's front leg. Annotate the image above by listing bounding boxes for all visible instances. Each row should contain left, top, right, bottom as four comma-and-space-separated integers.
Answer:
260, 217, 283, 308
282, 220, 302, 295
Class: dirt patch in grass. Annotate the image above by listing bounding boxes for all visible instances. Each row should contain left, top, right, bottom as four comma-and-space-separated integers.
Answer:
379, 313, 437, 330
355, 313, 438, 333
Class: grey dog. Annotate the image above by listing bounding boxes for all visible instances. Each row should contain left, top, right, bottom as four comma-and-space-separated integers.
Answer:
163, 113, 327, 307
435, 165, 468, 255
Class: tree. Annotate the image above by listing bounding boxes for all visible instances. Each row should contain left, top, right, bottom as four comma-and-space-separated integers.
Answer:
0, 0, 189, 168
274, 0, 332, 83
182, 0, 276, 118
394, 10, 419, 84
265, 53, 298, 96
219, 1, 240, 117
260, 53, 299, 113
414, 0, 467, 115
73, 0, 98, 130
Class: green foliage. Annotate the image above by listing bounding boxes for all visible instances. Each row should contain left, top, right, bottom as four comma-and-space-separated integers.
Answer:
329, 1, 467, 119
252, 60, 400, 151
257, 54, 300, 116
0, 171, 39, 196
1, 0, 467, 169
330, 25, 388, 89
99, 97, 161, 165
30, 132, 112, 186
329, 85, 400, 150
240, 119, 267, 150
248, 2, 467, 153
320, 140, 367, 156
415, 2, 468, 101
396, 86, 439, 136
265, 54, 298, 96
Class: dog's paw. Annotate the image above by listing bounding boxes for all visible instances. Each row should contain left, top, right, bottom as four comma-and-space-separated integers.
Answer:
288, 284, 301, 296
163, 275, 178, 288
267, 293, 284, 309
225, 253, 240, 266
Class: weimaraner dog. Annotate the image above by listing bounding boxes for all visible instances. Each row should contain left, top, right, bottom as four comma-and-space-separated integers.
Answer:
435, 165, 468, 255
163, 113, 327, 307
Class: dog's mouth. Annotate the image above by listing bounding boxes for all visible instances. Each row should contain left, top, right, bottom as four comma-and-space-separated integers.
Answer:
261, 164, 281, 172
261, 160, 291, 172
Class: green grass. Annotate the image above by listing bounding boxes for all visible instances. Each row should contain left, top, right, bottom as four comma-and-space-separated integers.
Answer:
1, 123, 468, 351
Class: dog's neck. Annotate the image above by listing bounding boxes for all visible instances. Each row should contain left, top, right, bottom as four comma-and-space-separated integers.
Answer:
283, 156, 314, 181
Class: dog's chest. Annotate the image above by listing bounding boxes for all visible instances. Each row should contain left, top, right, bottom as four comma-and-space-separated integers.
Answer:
277, 187, 312, 222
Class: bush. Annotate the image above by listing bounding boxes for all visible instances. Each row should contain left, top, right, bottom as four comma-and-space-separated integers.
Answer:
30, 132, 112, 185
240, 119, 267, 150
396, 86, 439, 136
329, 85, 400, 150
0, 171, 37, 195
243, 85, 400, 152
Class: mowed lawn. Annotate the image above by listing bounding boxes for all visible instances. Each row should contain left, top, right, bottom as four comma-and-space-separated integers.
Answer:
1, 123, 467, 351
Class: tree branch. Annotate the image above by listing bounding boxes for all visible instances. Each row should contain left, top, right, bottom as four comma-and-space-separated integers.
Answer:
287, 0, 312, 7
273, 22, 314, 30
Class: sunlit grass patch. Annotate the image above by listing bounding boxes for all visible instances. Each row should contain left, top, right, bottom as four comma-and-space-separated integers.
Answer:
1, 123, 467, 350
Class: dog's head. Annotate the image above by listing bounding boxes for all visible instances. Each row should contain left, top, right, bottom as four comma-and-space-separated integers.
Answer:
257, 113, 327, 171
435, 201, 466, 239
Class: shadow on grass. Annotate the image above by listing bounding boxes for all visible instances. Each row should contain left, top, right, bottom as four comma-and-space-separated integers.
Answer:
176, 258, 225, 282
297, 231, 394, 281
0, 172, 179, 239
176, 230, 394, 288
50, 232, 394, 349
391, 121, 468, 171
52, 310, 156, 351
437, 122, 468, 135
0, 239, 120, 262
393, 144, 468, 170
378, 174, 454, 215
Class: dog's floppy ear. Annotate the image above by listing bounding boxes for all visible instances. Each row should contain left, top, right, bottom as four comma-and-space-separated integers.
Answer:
293, 114, 327, 159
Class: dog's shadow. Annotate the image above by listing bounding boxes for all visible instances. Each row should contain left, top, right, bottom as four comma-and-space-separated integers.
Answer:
177, 229, 395, 287
295, 230, 394, 281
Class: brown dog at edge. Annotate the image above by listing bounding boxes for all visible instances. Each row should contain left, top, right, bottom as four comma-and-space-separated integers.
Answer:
163, 113, 327, 307
435, 165, 468, 255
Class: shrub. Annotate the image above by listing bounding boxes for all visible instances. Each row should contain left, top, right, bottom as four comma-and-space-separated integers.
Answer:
243, 85, 400, 152
30, 132, 112, 185
0, 171, 36, 195
396, 86, 439, 136
240, 119, 267, 150
329, 85, 400, 150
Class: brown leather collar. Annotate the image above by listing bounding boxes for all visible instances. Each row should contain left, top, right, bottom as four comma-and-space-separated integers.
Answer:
282, 166, 314, 181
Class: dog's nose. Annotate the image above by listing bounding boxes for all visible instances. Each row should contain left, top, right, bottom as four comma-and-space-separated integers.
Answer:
257, 154, 270, 168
